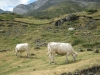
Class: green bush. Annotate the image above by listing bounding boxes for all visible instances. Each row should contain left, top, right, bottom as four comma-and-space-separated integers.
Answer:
15, 15, 23, 18
86, 9, 98, 14
72, 38, 84, 46
82, 42, 100, 48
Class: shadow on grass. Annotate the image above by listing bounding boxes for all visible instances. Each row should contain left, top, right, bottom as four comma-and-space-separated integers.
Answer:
17, 55, 37, 59
58, 59, 82, 65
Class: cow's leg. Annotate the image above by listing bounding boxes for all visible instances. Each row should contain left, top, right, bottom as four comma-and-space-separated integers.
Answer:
52, 53, 57, 64
15, 51, 18, 57
20, 52, 22, 57
72, 54, 76, 61
49, 53, 52, 64
49, 53, 57, 64
66, 52, 69, 63
27, 50, 30, 57
27, 47, 30, 57
27, 53, 29, 57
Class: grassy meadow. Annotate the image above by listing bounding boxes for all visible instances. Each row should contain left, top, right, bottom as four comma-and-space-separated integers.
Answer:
0, 11, 100, 75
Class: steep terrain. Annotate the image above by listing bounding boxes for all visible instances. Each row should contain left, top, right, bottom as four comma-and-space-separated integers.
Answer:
0, 9, 11, 14
29, 0, 85, 18
13, 0, 48, 14
13, 0, 100, 18
0, 10, 100, 75
0, 9, 4, 13
13, 4, 31, 14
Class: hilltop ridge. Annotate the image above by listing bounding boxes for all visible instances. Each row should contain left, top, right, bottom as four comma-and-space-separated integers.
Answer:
13, 0, 100, 18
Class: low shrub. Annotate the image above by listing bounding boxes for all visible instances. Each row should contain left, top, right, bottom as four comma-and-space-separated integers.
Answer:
86, 9, 98, 14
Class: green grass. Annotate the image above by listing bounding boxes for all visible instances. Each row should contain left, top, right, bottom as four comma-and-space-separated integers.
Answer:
0, 49, 100, 75
0, 10, 100, 75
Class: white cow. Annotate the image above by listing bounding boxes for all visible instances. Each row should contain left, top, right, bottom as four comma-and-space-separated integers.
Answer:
15, 43, 30, 57
47, 42, 77, 64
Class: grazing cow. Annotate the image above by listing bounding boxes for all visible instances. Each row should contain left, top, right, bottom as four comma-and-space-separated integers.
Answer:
15, 43, 30, 57
47, 42, 77, 64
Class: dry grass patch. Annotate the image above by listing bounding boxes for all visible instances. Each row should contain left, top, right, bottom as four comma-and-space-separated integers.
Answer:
15, 18, 50, 25
0, 48, 100, 75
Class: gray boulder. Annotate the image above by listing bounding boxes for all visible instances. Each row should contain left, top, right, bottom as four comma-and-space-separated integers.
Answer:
66, 14, 79, 21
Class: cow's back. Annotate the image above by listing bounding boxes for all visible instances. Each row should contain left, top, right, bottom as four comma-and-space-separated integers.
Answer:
57, 43, 73, 55
48, 42, 59, 50
48, 42, 74, 55
16, 43, 29, 51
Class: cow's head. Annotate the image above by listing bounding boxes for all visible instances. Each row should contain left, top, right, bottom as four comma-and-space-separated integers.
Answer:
73, 52, 78, 61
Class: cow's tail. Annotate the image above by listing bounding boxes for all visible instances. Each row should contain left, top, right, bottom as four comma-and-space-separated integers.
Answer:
46, 51, 50, 55
46, 43, 51, 55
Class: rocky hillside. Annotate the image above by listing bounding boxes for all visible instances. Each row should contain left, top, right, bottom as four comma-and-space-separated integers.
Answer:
0, 9, 100, 75
28, 0, 85, 18
0, 9, 11, 14
0, 9, 10, 14
13, 0, 100, 17
13, 0, 48, 14
0, 9, 4, 13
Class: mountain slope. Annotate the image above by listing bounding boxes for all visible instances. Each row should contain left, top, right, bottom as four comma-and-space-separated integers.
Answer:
0, 9, 11, 14
13, 4, 31, 14
0, 10, 100, 75
13, 0, 100, 18
0, 9, 4, 13
25, 0, 86, 18
27, 0, 85, 18
13, 0, 48, 14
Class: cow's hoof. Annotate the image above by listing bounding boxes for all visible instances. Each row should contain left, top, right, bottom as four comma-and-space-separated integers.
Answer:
50, 62, 57, 65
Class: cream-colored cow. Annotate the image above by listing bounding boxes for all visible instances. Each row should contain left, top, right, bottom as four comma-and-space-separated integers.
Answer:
15, 43, 30, 57
47, 42, 77, 64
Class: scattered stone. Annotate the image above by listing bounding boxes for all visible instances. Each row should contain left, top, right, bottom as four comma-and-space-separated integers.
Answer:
78, 48, 84, 52
61, 65, 100, 75
33, 68, 36, 71
18, 66, 21, 68
34, 46, 40, 49
68, 27, 75, 31
0, 30, 5, 33
94, 49, 99, 53
66, 14, 79, 21
31, 53, 35, 56
55, 20, 62, 26
0, 50, 7, 52
61, 72, 67, 75
87, 48, 93, 51
74, 70, 80, 75
27, 66, 29, 67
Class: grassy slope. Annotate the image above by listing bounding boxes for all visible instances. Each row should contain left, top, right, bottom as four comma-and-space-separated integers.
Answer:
27, 1, 100, 19
0, 11, 100, 75
0, 49, 100, 75
27, 1, 85, 18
